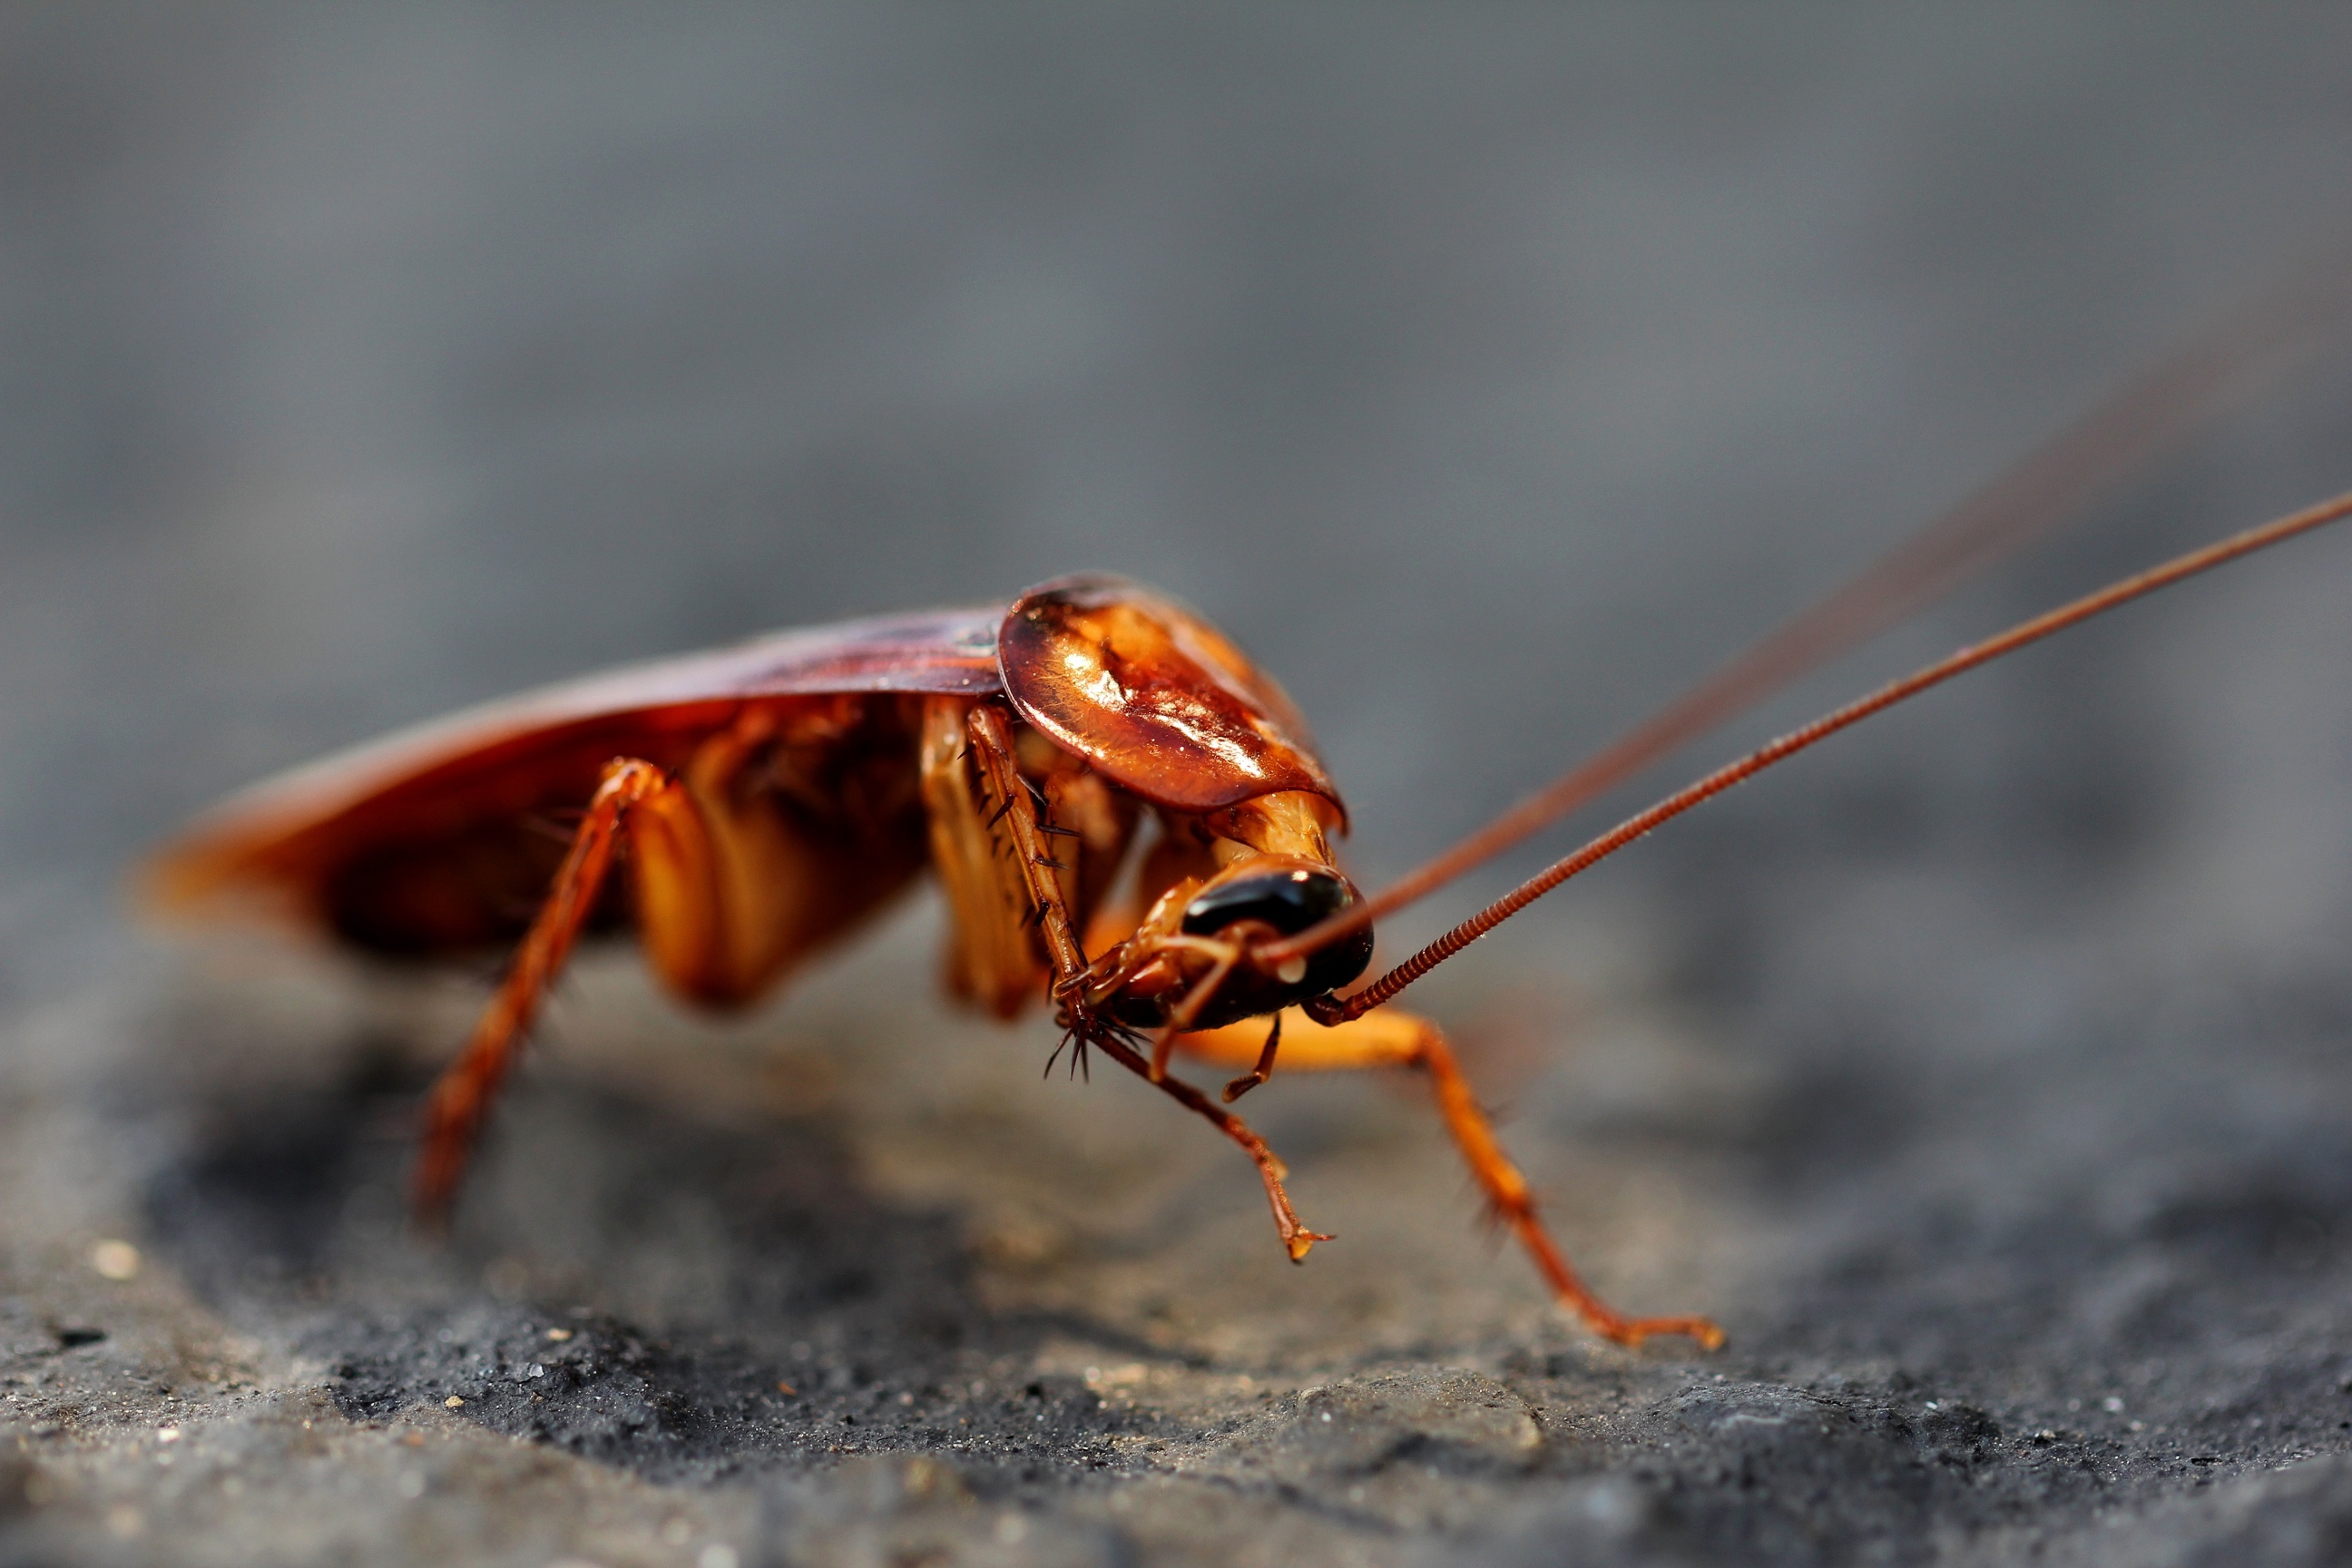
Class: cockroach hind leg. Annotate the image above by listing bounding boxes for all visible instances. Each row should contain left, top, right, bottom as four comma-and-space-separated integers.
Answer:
408, 757, 672, 1227
407, 1123, 466, 1241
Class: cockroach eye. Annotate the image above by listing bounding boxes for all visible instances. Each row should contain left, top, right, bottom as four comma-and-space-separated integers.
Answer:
1181, 868, 1374, 1000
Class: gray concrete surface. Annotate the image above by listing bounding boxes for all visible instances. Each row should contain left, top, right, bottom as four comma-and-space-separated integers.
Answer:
8, 7, 2352, 1564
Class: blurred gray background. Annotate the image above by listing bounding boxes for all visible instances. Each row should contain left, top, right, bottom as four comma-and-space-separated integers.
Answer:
9, 9, 2352, 1566
6, 5, 2349, 996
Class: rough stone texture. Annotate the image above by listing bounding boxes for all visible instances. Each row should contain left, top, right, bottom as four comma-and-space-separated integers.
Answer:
8, 9, 2352, 1566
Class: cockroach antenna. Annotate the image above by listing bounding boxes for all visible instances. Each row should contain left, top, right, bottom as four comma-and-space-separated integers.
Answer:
148, 230, 2352, 1352
1288, 485, 2352, 1020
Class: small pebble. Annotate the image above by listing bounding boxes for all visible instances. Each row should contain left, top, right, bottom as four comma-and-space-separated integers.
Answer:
445, 1396, 465, 1409
89, 1240, 141, 1281
544, 1328, 573, 1342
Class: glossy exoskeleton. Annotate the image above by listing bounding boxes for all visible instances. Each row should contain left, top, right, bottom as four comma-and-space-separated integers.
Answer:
150, 274, 2352, 1348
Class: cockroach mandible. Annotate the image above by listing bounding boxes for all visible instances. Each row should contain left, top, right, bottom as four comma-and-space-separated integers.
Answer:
148, 261, 2352, 1351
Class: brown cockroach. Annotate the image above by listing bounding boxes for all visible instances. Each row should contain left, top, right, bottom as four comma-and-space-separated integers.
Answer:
147, 261, 2352, 1353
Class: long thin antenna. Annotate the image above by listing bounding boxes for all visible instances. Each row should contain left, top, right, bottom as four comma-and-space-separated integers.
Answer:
1258, 234, 2352, 974
1298, 485, 2352, 1024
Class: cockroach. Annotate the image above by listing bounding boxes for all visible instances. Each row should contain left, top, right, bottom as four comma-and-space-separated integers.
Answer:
146, 260, 2352, 1353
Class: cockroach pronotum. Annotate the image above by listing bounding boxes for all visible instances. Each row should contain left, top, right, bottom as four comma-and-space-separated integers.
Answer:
146, 258, 2352, 1352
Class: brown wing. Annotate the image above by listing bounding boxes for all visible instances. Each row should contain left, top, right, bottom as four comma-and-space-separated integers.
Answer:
995, 575, 1345, 819
148, 607, 1002, 954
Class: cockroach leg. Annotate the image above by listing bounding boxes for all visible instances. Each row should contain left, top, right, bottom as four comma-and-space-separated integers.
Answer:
1081, 1023, 1330, 1263
965, 704, 1090, 985
922, 697, 1047, 1018
1147, 939, 1242, 1082
1174, 1005, 1724, 1348
951, 720, 1334, 1259
1220, 1011, 1280, 1103
413, 757, 670, 1226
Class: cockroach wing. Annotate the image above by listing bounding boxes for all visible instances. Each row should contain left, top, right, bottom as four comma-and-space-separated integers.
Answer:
996, 575, 1345, 819
148, 607, 1004, 954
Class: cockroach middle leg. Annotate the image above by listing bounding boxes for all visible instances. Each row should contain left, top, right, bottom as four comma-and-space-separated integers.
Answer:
1178, 1006, 1723, 1348
413, 757, 670, 1223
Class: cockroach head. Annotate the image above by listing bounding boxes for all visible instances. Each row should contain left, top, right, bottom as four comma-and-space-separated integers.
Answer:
1178, 860, 1374, 1025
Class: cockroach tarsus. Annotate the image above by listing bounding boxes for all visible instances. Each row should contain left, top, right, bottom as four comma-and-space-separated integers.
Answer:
147, 257, 2352, 1353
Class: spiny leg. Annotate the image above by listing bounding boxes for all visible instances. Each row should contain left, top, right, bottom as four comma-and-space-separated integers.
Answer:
1176, 1006, 1723, 1349
412, 758, 670, 1223
965, 703, 1090, 985
919, 697, 1048, 1018
962, 701, 1329, 1261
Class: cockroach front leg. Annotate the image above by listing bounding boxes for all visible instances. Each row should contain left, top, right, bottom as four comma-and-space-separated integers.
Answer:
1180, 1004, 1724, 1349
964, 703, 1330, 1261
964, 704, 1092, 994
1083, 1026, 1332, 1263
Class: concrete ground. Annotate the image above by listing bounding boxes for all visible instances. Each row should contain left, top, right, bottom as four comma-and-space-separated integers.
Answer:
8, 9, 2352, 1565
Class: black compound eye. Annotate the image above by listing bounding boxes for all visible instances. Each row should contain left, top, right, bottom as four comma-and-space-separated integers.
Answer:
1182, 867, 1348, 937
1182, 867, 1375, 1000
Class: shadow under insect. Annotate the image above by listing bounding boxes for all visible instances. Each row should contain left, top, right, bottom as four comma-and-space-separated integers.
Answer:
137, 1037, 1157, 1481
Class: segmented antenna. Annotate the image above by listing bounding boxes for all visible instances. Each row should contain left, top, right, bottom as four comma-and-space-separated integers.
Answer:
1259, 234, 2352, 974
1303, 485, 2352, 1023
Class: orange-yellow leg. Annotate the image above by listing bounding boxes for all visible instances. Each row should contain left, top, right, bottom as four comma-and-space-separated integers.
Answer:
1175, 1007, 1724, 1350
412, 758, 670, 1223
